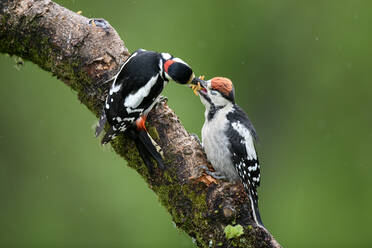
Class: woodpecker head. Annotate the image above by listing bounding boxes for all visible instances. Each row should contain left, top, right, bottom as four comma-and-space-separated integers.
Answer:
192, 77, 235, 108
163, 57, 195, 84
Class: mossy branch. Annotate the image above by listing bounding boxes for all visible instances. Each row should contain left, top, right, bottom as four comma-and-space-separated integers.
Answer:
0, 1, 282, 247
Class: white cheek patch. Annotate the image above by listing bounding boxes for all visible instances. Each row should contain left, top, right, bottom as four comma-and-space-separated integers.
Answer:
209, 91, 229, 106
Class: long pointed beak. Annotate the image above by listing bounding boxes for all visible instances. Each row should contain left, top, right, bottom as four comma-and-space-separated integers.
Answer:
190, 77, 207, 96
191, 77, 207, 88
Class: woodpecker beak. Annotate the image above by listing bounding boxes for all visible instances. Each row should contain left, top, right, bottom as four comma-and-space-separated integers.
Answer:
190, 76, 207, 96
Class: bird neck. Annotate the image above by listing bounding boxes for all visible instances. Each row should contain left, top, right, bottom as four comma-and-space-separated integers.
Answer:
205, 102, 233, 122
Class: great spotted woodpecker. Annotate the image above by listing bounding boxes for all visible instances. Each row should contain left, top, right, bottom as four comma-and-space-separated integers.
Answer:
192, 77, 264, 227
96, 49, 195, 171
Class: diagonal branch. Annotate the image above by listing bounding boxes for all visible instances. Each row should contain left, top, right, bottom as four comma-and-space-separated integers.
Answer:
0, 1, 281, 247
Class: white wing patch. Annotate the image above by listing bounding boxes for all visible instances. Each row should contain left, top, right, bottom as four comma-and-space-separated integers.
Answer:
231, 121, 257, 160
126, 108, 143, 114
124, 74, 159, 109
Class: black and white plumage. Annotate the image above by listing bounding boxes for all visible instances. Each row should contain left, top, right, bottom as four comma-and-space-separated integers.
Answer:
194, 77, 264, 227
95, 49, 194, 171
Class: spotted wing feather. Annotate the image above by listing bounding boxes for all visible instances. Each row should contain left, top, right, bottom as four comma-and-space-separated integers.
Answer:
227, 105, 263, 226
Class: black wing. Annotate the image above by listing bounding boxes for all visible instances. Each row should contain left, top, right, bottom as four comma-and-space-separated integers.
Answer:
105, 50, 165, 128
227, 105, 263, 226
227, 120, 261, 191
226, 105, 260, 189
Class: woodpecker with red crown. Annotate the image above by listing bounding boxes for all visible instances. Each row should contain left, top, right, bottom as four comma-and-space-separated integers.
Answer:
96, 49, 195, 171
191, 77, 264, 228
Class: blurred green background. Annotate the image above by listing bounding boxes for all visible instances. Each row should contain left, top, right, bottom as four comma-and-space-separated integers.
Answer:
1, 0, 372, 247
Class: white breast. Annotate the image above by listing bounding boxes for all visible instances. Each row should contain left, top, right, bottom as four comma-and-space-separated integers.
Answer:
201, 104, 240, 182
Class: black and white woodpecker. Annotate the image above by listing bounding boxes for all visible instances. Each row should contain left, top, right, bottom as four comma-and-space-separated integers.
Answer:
191, 77, 264, 228
95, 49, 195, 170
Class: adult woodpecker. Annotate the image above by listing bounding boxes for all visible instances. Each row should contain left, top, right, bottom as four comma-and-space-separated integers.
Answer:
95, 49, 195, 171
191, 77, 264, 228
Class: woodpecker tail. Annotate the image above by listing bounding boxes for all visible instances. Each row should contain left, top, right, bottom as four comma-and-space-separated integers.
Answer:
101, 126, 117, 145
248, 189, 265, 228
95, 112, 107, 137
127, 128, 164, 172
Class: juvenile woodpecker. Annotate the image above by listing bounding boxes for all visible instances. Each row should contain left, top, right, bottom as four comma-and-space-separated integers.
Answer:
192, 77, 264, 227
95, 49, 195, 171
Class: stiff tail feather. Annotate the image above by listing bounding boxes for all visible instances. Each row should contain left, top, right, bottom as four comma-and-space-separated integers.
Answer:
101, 126, 117, 145
127, 129, 164, 172
248, 192, 265, 229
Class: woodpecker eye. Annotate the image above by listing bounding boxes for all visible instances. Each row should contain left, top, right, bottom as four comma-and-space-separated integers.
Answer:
209, 90, 218, 96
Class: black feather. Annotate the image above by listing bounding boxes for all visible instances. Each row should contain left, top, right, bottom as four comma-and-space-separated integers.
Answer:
227, 104, 263, 227
136, 130, 164, 170
101, 126, 116, 145
126, 128, 164, 172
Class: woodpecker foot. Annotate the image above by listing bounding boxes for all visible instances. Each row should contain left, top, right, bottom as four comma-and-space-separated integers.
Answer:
88, 18, 110, 29
195, 165, 225, 180
198, 165, 226, 180
206, 171, 227, 180
156, 95, 168, 105
189, 164, 218, 186
190, 133, 202, 147
195, 164, 209, 175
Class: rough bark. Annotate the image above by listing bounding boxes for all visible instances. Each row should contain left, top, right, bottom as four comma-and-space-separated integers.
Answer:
0, 1, 282, 247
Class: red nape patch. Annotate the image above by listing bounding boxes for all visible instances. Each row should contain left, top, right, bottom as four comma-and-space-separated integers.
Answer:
211, 77, 233, 96
164, 60, 175, 73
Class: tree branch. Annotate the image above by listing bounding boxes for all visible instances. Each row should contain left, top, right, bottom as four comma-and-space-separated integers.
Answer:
0, 1, 281, 247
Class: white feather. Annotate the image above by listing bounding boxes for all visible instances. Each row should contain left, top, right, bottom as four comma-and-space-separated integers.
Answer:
201, 104, 240, 182
124, 74, 159, 109
231, 121, 257, 160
